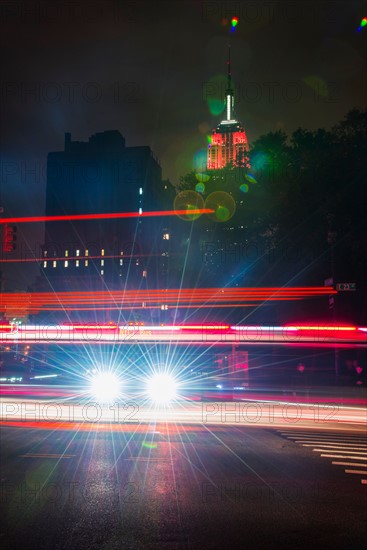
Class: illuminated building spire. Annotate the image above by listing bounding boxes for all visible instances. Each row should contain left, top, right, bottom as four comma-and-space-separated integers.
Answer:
225, 45, 234, 121
207, 46, 250, 170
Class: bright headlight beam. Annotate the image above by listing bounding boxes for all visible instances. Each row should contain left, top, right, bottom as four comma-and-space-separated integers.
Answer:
146, 373, 178, 404
90, 372, 121, 403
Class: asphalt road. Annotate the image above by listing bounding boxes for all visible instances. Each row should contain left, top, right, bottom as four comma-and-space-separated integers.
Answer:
1, 423, 366, 549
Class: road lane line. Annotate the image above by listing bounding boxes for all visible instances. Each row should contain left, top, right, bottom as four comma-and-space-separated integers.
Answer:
19, 453, 75, 458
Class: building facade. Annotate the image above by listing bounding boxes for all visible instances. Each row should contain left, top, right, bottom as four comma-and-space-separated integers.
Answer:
40, 131, 172, 298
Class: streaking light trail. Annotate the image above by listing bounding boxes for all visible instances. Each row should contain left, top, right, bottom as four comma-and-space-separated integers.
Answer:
0, 209, 214, 224
0, 287, 337, 315
1, 324, 366, 346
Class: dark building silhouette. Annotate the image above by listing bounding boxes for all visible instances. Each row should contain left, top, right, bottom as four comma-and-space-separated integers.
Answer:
40, 131, 174, 299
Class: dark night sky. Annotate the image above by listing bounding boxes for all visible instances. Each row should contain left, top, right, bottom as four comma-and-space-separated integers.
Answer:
0, 0, 366, 288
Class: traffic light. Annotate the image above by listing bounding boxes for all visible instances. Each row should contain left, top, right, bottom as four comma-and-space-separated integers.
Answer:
2, 224, 17, 252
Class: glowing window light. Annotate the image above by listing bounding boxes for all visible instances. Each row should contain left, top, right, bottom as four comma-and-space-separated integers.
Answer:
65, 250, 68, 257
76, 260, 79, 267
64, 260, 68, 267
43, 261, 47, 268
101, 249, 105, 256
85, 249, 89, 256
139, 187, 143, 195
76, 249, 80, 256
53, 261, 56, 268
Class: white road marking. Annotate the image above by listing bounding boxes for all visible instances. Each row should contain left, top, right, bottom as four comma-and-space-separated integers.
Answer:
301, 443, 367, 448
321, 454, 367, 460
312, 448, 367, 454
332, 461, 367, 467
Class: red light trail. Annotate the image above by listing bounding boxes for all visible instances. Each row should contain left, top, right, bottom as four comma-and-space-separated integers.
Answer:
0, 209, 214, 224
0, 287, 337, 314
0, 323, 366, 346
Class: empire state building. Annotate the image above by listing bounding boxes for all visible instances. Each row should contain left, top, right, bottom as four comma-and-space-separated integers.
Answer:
207, 48, 250, 170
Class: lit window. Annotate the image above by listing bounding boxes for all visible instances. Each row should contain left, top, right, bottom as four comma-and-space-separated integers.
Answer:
76, 260, 79, 267
85, 260, 88, 267
101, 259, 104, 266
43, 261, 47, 268
119, 259, 123, 266
139, 187, 143, 195
64, 260, 68, 268
101, 270, 104, 276
76, 249, 80, 257
53, 261, 57, 268
85, 249, 89, 256
139, 207, 142, 215
142, 270, 147, 277
43, 250, 47, 257
65, 250, 69, 257
163, 233, 170, 240
101, 249, 105, 256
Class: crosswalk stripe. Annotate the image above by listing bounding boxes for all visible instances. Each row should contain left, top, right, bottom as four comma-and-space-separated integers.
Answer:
295, 441, 367, 447
332, 462, 367, 467
280, 432, 366, 437
278, 430, 367, 485
302, 443, 367, 449
312, 448, 367, 454
321, 454, 367, 460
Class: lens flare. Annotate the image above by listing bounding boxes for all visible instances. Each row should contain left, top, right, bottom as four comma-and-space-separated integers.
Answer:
205, 191, 236, 222
245, 173, 257, 184
89, 372, 122, 403
174, 191, 204, 221
146, 373, 178, 404
231, 17, 239, 32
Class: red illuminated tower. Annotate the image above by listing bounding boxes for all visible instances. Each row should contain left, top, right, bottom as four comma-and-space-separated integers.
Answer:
207, 47, 250, 170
